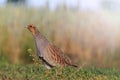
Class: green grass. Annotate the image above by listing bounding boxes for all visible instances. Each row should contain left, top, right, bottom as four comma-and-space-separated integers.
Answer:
0, 64, 120, 80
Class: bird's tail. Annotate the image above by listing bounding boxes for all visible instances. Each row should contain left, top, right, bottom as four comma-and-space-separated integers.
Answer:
70, 64, 78, 68
66, 62, 78, 68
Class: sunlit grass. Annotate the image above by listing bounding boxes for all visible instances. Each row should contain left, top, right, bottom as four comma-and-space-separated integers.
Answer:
0, 64, 120, 80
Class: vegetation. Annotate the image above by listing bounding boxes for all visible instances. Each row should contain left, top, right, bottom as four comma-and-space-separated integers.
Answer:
0, 64, 120, 80
0, 44, 120, 80
0, 4, 120, 80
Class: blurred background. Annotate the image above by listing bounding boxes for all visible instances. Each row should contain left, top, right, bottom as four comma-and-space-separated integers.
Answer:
0, 0, 120, 69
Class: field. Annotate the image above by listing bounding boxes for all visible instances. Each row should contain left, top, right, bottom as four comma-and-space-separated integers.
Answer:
0, 64, 120, 80
0, 4, 120, 80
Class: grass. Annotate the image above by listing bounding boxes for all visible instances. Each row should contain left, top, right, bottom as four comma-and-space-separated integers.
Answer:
0, 4, 120, 80
0, 64, 120, 80
0, 5, 120, 80
0, 49, 120, 80
0, 5, 120, 66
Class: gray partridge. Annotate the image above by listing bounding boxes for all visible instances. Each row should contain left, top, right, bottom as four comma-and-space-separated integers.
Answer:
27, 24, 77, 69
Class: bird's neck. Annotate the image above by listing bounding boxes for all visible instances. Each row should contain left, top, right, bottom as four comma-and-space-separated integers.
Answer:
33, 29, 44, 39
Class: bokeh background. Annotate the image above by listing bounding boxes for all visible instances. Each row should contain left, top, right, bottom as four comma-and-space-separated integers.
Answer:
0, 0, 120, 69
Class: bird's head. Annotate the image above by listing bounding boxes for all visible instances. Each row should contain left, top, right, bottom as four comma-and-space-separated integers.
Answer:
27, 24, 37, 35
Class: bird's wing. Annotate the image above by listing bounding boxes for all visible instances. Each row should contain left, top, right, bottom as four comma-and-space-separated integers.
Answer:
44, 44, 72, 65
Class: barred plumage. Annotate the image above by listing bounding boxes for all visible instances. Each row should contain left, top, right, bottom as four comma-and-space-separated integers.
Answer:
44, 44, 72, 67
27, 24, 77, 69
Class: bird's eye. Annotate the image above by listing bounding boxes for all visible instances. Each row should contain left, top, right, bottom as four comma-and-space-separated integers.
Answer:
29, 25, 33, 28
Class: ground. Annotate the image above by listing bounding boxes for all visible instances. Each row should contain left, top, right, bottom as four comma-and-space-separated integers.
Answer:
0, 64, 120, 80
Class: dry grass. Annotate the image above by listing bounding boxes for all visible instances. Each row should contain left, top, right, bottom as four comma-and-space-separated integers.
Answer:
0, 5, 120, 69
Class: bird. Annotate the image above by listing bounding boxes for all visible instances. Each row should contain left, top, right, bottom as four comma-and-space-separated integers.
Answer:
26, 24, 77, 69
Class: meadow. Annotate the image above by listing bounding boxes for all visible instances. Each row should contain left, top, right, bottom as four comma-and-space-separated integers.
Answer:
0, 5, 120, 80
0, 64, 120, 80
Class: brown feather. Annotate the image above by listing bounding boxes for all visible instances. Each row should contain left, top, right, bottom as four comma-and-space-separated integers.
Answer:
44, 44, 75, 67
